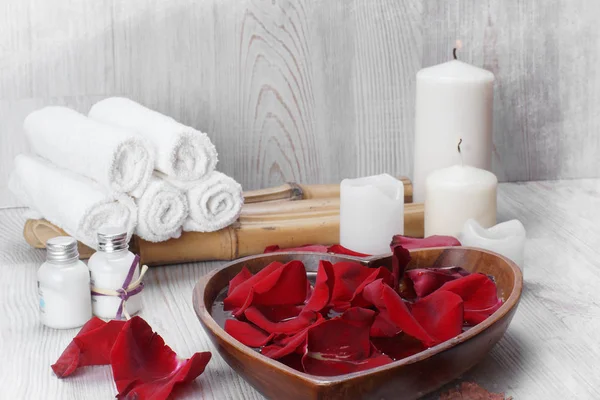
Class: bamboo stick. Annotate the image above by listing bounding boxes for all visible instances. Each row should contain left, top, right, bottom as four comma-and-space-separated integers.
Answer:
244, 176, 413, 204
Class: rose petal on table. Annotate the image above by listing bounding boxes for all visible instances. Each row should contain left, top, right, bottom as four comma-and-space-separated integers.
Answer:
391, 235, 462, 249
391, 244, 411, 290
437, 273, 502, 323
51, 317, 126, 378
410, 291, 464, 342
224, 320, 274, 348
223, 261, 283, 309
327, 245, 371, 257
362, 279, 438, 347
406, 267, 470, 298
227, 266, 253, 296
244, 307, 318, 335
263, 244, 329, 253
111, 317, 212, 400
304, 260, 336, 312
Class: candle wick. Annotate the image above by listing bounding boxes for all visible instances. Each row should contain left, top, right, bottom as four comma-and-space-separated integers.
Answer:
453, 47, 458, 60
458, 138, 464, 167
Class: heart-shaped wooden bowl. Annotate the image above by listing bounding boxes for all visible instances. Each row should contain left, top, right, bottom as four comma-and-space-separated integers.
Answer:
193, 247, 523, 400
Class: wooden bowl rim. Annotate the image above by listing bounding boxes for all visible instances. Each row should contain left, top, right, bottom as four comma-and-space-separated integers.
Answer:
193, 246, 523, 386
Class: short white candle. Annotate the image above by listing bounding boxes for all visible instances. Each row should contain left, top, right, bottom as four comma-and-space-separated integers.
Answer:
340, 174, 404, 255
413, 43, 494, 203
459, 219, 526, 269
425, 165, 497, 237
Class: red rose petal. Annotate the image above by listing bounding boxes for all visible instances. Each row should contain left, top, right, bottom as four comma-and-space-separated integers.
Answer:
225, 319, 274, 348
406, 267, 470, 298
262, 315, 327, 359
302, 350, 392, 376
304, 260, 335, 312
329, 261, 379, 310
111, 317, 211, 400
245, 307, 318, 335
350, 267, 393, 308
228, 266, 253, 296
362, 279, 437, 347
411, 291, 464, 342
253, 304, 305, 322
51, 317, 126, 378
327, 245, 371, 257
371, 334, 426, 360
224, 261, 283, 309
252, 260, 308, 306
391, 235, 461, 249
391, 244, 411, 291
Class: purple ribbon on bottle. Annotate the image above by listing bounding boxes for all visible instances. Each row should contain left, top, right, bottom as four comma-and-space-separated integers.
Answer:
91, 254, 144, 320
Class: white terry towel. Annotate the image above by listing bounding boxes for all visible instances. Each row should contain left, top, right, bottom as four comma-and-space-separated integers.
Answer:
24, 106, 154, 197
162, 171, 243, 232
136, 176, 189, 242
9, 154, 137, 249
89, 97, 218, 181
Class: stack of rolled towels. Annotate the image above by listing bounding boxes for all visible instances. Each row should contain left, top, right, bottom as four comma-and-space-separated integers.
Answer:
9, 97, 244, 249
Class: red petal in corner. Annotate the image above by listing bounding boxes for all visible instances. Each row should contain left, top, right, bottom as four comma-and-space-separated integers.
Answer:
391, 244, 411, 291
391, 235, 461, 250
245, 307, 318, 335
224, 319, 274, 348
304, 260, 335, 312
437, 273, 502, 325
406, 267, 470, 298
51, 317, 126, 378
329, 262, 379, 310
224, 261, 283, 310
111, 317, 212, 400
410, 291, 464, 342
327, 245, 371, 257
362, 280, 438, 347
264, 244, 329, 253
228, 266, 253, 296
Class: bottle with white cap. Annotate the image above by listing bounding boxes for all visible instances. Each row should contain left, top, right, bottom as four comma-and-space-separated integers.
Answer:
37, 237, 92, 329
88, 226, 142, 319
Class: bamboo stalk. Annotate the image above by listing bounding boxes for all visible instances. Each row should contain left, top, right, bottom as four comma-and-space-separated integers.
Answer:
244, 176, 413, 204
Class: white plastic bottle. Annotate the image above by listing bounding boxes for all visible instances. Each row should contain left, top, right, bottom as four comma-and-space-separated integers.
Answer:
88, 227, 142, 319
37, 237, 92, 329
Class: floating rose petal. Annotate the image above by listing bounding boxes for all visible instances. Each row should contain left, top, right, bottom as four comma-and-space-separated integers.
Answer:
350, 267, 393, 308
253, 304, 305, 322
391, 235, 461, 249
224, 261, 283, 309
327, 245, 371, 257
228, 266, 253, 296
245, 307, 318, 335
225, 319, 274, 348
411, 291, 464, 342
406, 267, 470, 298
371, 334, 427, 361
52, 317, 126, 378
304, 260, 335, 312
391, 244, 411, 290
111, 317, 211, 400
329, 262, 380, 310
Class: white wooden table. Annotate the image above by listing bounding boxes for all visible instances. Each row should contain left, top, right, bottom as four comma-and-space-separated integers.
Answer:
2, 180, 600, 399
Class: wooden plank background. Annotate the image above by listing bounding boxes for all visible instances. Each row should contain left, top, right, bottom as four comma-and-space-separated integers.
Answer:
1, 0, 600, 207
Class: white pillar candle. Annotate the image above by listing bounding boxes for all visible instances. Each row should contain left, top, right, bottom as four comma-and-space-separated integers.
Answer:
459, 219, 526, 269
340, 174, 404, 255
413, 46, 494, 203
425, 165, 497, 237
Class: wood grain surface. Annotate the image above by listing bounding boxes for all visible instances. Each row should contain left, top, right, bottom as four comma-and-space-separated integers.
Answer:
2, 1, 600, 208
2, 180, 600, 399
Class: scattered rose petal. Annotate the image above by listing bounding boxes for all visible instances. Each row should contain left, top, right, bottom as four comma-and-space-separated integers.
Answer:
406, 267, 470, 297
391, 244, 411, 290
52, 317, 126, 378
228, 266, 253, 296
437, 274, 502, 325
327, 245, 371, 257
111, 317, 212, 400
439, 382, 513, 400
304, 260, 335, 312
225, 319, 274, 348
245, 307, 318, 335
410, 291, 464, 342
391, 235, 461, 249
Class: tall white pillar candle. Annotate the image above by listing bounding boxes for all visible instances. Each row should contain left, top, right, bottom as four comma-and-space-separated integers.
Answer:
425, 165, 497, 237
413, 52, 494, 203
340, 174, 404, 255
459, 219, 526, 269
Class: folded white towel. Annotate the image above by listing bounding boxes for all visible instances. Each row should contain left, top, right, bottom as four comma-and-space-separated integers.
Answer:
162, 171, 243, 232
24, 106, 154, 197
135, 176, 188, 242
9, 154, 137, 249
89, 97, 218, 181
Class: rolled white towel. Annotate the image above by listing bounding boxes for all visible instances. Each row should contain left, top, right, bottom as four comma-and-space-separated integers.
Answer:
9, 154, 137, 249
136, 176, 189, 242
24, 106, 154, 197
162, 171, 243, 232
89, 97, 218, 181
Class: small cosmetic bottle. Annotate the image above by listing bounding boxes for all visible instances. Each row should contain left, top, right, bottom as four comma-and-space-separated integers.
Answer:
88, 227, 142, 319
37, 237, 92, 329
